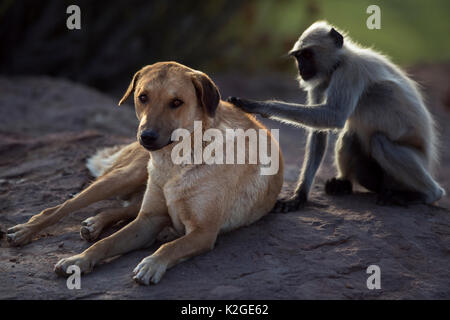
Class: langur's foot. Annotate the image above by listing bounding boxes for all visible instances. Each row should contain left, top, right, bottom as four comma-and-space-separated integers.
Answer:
325, 178, 353, 196
271, 192, 307, 213
376, 189, 427, 206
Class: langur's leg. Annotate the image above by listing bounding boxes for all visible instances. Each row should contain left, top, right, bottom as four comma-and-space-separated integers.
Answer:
326, 131, 358, 195
326, 130, 388, 195
370, 133, 445, 204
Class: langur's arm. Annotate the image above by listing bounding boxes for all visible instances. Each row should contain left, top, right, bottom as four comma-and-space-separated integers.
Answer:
228, 72, 364, 130
293, 86, 329, 199
293, 130, 328, 200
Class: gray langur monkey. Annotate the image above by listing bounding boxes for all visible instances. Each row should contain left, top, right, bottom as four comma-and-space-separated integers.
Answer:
227, 21, 445, 212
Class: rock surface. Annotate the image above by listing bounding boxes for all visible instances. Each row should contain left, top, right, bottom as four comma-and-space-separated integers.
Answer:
0, 68, 449, 299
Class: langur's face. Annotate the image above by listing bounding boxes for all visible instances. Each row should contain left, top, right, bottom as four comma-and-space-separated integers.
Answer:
289, 25, 344, 82
290, 48, 317, 81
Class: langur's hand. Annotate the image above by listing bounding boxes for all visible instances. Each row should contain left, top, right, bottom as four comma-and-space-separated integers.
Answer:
226, 96, 257, 113
226, 96, 270, 118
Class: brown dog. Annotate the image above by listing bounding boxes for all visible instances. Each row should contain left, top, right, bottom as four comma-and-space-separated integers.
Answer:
7, 62, 283, 285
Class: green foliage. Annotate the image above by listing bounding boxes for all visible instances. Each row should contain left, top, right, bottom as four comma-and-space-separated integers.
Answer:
222, 0, 450, 72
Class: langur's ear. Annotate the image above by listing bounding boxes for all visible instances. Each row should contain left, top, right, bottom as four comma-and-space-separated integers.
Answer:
329, 28, 344, 48
118, 70, 141, 106
191, 72, 221, 117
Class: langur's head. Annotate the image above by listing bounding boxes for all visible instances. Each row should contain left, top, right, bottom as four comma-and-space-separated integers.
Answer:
289, 21, 344, 82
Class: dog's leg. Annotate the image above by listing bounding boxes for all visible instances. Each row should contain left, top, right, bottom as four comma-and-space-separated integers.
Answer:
80, 197, 142, 242
54, 213, 170, 276
54, 184, 169, 276
133, 227, 219, 285
7, 164, 146, 246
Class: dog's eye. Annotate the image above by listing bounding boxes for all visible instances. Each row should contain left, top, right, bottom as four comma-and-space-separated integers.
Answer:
171, 99, 183, 109
138, 94, 148, 104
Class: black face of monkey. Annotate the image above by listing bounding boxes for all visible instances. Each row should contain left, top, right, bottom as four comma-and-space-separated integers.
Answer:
292, 48, 317, 81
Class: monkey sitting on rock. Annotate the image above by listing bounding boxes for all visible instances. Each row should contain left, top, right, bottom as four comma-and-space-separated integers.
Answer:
227, 21, 445, 212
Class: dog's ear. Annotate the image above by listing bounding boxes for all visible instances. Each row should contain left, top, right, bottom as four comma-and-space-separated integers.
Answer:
118, 70, 141, 106
191, 72, 221, 117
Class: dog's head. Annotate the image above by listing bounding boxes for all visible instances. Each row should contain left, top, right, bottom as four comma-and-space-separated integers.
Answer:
119, 62, 221, 151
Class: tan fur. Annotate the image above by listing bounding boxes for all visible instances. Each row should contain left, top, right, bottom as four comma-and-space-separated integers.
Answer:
7, 62, 283, 285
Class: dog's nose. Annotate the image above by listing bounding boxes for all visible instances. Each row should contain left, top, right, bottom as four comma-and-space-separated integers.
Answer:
140, 130, 159, 145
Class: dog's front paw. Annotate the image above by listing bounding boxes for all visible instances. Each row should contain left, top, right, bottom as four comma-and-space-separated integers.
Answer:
54, 254, 94, 277
133, 256, 168, 285
271, 193, 307, 213
6, 223, 35, 247
325, 178, 352, 196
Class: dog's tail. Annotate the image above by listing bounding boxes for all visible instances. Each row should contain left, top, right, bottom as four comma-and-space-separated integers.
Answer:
86, 145, 126, 178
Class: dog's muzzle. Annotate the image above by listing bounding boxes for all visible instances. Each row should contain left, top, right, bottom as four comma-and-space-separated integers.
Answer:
139, 130, 174, 151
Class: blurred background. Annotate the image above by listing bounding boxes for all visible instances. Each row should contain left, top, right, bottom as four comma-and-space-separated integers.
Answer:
1, 0, 449, 93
